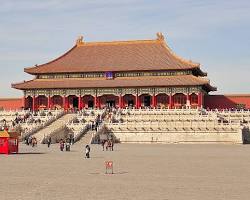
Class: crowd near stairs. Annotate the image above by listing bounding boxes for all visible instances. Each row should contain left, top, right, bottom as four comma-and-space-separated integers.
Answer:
32, 113, 76, 143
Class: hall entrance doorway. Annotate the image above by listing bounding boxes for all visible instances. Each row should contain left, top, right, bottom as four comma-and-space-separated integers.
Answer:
106, 100, 115, 108
128, 100, 134, 107
88, 100, 94, 108
72, 96, 79, 108
144, 96, 151, 107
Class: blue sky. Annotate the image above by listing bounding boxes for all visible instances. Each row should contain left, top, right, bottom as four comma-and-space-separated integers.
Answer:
0, 0, 250, 97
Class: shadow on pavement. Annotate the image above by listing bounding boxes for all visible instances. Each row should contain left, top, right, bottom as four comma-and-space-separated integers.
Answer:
16, 152, 46, 155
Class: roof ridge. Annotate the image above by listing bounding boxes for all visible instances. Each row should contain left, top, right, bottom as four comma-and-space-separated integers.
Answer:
77, 39, 159, 47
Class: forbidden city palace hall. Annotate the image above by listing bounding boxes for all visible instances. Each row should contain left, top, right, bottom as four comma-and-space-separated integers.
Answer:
12, 33, 217, 111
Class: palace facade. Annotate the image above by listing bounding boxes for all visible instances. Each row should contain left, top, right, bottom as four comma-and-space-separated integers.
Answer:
12, 33, 216, 111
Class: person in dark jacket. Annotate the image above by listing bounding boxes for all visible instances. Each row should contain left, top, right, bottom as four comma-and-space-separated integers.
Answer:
85, 145, 90, 158
47, 137, 52, 148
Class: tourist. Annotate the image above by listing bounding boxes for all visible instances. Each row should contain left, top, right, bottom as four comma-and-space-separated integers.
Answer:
28, 136, 32, 145
85, 144, 90, 158
69, 134, 74, 145
111, 140, 114, 151
101, 140, 105, 151
91, 121, 94, 130
65, 138, 71, 151
25, 136, 29, 145
47, 136, 52, 148
59, 139, 64, 151
31, 137, 37, 147
106, 140, 111, 151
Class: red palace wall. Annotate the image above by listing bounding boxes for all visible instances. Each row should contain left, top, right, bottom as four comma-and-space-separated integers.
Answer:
0, 98, 23, 110
204, 95, 250, 109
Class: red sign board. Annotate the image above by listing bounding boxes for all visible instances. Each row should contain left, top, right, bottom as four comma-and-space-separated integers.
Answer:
105, 161, 113, 174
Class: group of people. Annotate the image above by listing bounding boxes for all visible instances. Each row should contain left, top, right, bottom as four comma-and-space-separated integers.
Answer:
24, 136, 37, 147
58, 138, 91, 158
59, 138, 72, 152
101, 139, 114, 151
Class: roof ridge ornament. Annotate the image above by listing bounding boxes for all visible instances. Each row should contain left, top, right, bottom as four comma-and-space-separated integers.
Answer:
156, 32, 164, 41
76, 35, 84, 46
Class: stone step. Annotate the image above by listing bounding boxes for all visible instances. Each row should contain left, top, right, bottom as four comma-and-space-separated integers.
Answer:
76, 131, 95, 145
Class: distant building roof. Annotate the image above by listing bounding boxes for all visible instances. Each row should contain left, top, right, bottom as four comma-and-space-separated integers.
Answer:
24, 33, 202, 75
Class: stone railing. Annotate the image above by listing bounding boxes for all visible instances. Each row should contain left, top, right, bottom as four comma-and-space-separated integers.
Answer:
41, 124, 68, 144
106, 121, 242, 133
91, 123, 106, 144
20, 111, 65, 140
73, 123, 90, 143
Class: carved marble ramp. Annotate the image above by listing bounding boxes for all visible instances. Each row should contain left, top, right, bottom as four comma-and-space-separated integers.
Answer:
76, 130, 95, 145
33, 113, 76, 143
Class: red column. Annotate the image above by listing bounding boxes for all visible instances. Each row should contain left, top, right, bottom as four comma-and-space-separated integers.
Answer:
50, 96, 53, 109
135, 94, 138, 109
47, 95, 51, 109
152, 94, 155, 108
138, 95, 141, 108
169, 94, 173, 109
201, 93, 204, 108
32, 96, 35, 111
119, 95, 122, 108
121, 95, 124, 108
94, 95, 100, 108
155, 95, 157, 108
63, 96, 66, 110
198, 92, 203, 108
78, 95, 82, 110
186, 93, 190, 107
66, 96, 69, 110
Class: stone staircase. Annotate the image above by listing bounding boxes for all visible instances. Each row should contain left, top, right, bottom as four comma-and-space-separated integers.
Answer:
76, 130, 95, 145
32, 113, 76, 143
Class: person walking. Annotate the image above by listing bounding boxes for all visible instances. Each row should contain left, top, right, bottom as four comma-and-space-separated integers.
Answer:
85, 145, 90, 158
101, 140, 105, 151
59, 139, 64, 151
47, 137, 52, 148
65, 138, 71, 151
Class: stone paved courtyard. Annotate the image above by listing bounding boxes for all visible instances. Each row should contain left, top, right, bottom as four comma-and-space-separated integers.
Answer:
1, 143, 250, 200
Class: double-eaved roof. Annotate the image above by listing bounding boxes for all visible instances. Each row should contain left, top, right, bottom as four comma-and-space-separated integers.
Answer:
24, 33, 202, 74
12, 33, 216, 92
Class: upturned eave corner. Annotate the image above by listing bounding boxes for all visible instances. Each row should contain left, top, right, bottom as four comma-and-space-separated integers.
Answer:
159, 33, 200, 69
24, 67, 34, 75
